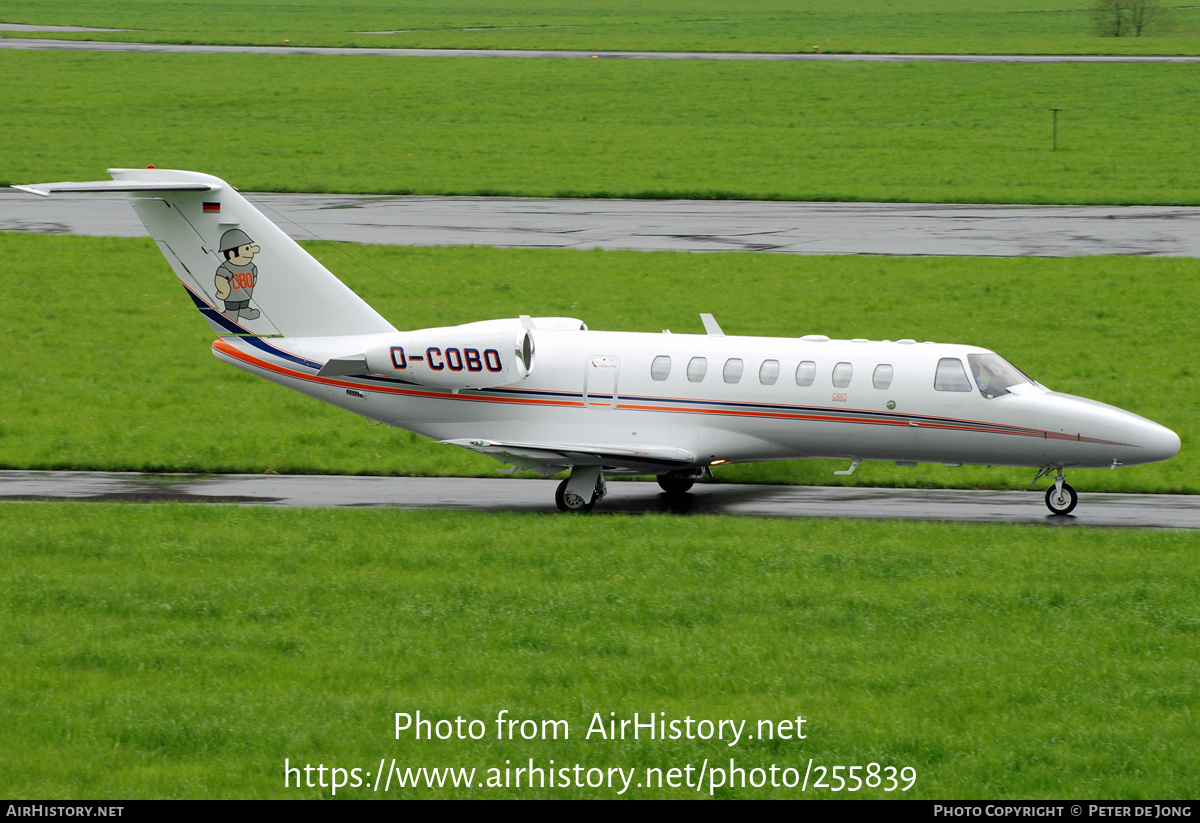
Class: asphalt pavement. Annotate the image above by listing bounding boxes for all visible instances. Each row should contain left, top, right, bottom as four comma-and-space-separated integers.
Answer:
6, 189, 1200, 257
3, 471, 1196, 528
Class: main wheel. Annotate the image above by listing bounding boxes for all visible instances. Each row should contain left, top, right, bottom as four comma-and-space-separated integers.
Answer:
657, 473, 695, 496
1045, 482, 1078, 515
555, 478, 597, 512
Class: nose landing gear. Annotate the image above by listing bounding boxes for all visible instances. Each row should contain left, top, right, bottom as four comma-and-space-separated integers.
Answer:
1033, 467, 1077, 515
1045, 481, 1078, 515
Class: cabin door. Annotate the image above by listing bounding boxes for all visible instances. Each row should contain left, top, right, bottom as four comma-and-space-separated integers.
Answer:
584, 355, 620, 410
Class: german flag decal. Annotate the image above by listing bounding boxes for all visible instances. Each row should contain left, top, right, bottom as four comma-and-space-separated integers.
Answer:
203, 202, 221, 213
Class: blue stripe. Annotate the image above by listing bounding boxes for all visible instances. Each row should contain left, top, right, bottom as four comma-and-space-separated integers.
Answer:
242, 336, 323, 371
482, 385, 1041, 437
183, 276, 1041, 439
489, 386, 583, 401
180, 281, 325, 371
184, 288, 210, 310
341, 372, 418, 387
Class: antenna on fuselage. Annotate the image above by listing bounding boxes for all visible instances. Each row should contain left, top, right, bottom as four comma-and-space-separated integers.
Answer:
700, 313, 725, 336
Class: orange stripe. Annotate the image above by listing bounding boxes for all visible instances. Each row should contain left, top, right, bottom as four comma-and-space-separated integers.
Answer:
640, 398, 1043, 435
212, 338, 582, 408
212, 339, 1121, 445
618, 401, 1051, 438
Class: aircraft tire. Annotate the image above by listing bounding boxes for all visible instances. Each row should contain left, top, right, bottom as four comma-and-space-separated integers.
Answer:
1045, 483, 1078, 515
657, 473, 695, 496
555, 478, 597, 513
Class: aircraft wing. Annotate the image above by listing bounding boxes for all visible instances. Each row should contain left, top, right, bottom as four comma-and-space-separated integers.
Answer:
441, 438, 696, 475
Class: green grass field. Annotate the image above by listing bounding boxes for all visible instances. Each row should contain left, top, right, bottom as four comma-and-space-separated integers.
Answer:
2, 503, 1197, 798
5, 0, 1200, 54
5, 51, 1200, 205
1, 233, 1195, 493
4, 9, 1199, 802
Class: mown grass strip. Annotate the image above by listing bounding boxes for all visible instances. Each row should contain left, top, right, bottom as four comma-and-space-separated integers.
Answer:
4, 51, 1200, 204
5, 0, 1200, 55
1, 503, 1197, 798
1, 234, 1194, 492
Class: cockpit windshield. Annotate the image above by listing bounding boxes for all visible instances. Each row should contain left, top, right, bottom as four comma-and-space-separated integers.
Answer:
967, 353, 1033, 399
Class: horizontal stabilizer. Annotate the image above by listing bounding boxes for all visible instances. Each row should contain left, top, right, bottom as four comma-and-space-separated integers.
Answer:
12, 180, 216, 197
14, 168, 396, 339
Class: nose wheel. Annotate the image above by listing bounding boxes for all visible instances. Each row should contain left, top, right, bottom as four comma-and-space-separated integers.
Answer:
1045, 482, 1078, 515
1032, 467, 1078, 515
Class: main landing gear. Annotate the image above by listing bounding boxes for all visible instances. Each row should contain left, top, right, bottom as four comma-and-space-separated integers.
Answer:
1033, 467, 1078, 515
555, 466, 607, 512
656, 470, 698, 496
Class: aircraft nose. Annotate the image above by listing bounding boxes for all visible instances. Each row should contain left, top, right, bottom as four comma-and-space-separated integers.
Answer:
1129, 416, 1181, 464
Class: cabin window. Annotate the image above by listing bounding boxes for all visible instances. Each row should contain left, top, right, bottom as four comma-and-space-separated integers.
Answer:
832, 362, 853, 388
795, 361, 816, 387
723, 358, 744, 384
651, 355, 671, 381
873, 364, 894, 390
759, 360, 780, 385
687, 357, 708, 382
934, 357, 973, 392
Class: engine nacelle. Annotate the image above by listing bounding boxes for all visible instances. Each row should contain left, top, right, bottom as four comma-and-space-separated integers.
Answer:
364, 325, 534, 389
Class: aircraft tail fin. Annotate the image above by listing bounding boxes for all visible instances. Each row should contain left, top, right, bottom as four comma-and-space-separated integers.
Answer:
15, 169, 396, 339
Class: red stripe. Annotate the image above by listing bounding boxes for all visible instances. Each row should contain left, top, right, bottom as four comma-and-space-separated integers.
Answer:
211, 339, 1127, 446
212, 339, 582, 408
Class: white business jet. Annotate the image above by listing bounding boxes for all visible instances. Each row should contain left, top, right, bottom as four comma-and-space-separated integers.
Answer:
16, 169, 1180, 515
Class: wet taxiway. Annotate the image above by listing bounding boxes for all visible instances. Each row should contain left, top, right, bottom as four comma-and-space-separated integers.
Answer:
5, 189, 1200, 257
3, 471, 1197, 528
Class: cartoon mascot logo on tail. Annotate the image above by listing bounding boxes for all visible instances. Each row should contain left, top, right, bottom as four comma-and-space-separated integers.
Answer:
214, 228, 261, 322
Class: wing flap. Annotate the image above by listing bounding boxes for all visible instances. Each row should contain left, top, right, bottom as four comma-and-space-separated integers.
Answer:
443, 438, 696, 473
